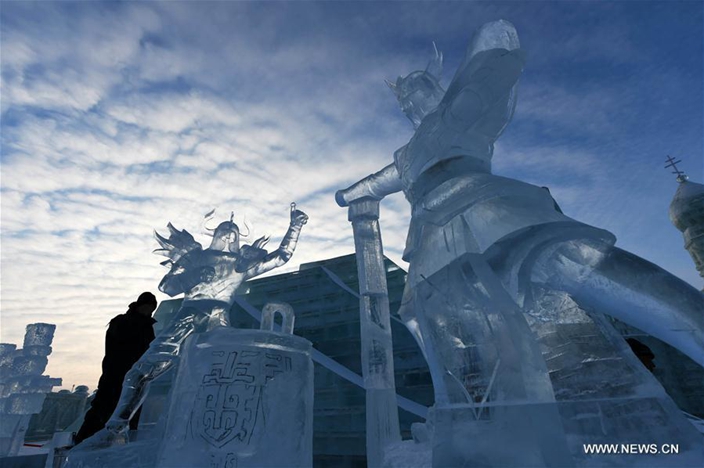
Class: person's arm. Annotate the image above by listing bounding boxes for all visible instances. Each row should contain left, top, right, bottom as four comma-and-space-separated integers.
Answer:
335, 163, 403, 207
244, 208, 308, 279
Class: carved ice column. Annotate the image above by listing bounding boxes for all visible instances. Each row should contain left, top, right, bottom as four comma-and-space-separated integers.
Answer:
347, 199, 400, 468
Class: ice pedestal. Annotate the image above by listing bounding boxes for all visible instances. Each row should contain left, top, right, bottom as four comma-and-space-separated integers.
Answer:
157, 325, 313, 468
425, 286, 704, 467
528, 289, 704, 466
433, 403, 572, 467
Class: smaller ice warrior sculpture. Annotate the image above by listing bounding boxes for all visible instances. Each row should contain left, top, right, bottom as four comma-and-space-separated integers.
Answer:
74, 204, 308, 449
337, 20, 704, 467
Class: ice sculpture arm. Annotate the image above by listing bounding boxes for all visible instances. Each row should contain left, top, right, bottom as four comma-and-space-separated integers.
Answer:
335, 163, 403, 207
244, 209, 308, 278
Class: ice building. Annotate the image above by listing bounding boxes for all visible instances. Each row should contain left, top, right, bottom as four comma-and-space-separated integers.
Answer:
140, 253, 433, 468
0, 323, 61, 458
25, 387, 90, 441
666, 157, 704, 287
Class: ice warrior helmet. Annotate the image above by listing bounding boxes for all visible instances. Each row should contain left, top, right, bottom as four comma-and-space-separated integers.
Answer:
386, 43, 446, 129
209, 212, 242, 253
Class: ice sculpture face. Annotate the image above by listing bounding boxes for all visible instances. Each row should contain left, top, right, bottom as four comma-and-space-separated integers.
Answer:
388, 71, 445, 129
387, 44, 445, 129
209, 219, 241, 253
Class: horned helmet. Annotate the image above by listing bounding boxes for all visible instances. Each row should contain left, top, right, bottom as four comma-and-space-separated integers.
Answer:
208, 212, 242, 253
386, 43, 445, 129
206, 211, 270, 255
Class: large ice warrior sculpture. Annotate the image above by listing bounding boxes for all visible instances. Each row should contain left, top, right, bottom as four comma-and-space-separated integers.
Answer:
337, 20, 704, 466
73, 205, 308, 450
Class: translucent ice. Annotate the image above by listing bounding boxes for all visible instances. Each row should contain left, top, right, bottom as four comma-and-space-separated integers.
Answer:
337, 19, 704, 466
11, 356, 48, 376
344, 200, 401, 467
70, 206, 309, 460
23, 323, 55, 347
0, 323, 60, 457
157, 304, 313, 468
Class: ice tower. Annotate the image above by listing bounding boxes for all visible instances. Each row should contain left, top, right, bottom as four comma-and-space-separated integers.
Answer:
666, 156, 704, 288
0, 324, 61, 457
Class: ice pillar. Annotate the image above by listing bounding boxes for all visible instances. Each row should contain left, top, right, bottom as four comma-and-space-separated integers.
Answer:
347, 199, 401, 467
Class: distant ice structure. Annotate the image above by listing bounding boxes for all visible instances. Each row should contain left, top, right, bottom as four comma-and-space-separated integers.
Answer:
69, 205, 308, 460
666, 156, 704, 288
337, 20, 704, 466
0, 323, 61, 457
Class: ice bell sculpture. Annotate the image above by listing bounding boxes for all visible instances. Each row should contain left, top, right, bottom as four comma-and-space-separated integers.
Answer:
157, 302, 313, 468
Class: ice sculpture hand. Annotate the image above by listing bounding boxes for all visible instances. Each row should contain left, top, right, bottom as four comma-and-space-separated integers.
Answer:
290, 206, 309, 227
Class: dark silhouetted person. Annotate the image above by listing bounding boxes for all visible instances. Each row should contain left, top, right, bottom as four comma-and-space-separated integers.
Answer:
74, 292, 157, 444
626, 337, 656, 372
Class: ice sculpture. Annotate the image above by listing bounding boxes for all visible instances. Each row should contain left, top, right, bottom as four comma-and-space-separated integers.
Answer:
0, 323, 62, 457
337, 20, 704, 466
157, 302, 313, 468
71, 205, 308, 452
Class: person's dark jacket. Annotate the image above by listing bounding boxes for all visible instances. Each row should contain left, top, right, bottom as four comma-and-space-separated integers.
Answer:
98, 308, 156, 393
74, 306, 156, 443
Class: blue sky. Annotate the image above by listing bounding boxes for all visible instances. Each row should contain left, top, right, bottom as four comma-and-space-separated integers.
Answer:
1, 1, 702, 390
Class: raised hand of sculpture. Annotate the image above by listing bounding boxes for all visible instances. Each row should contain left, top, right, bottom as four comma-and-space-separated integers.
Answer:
337, 19, 703, 466
75, 204, 308, 448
